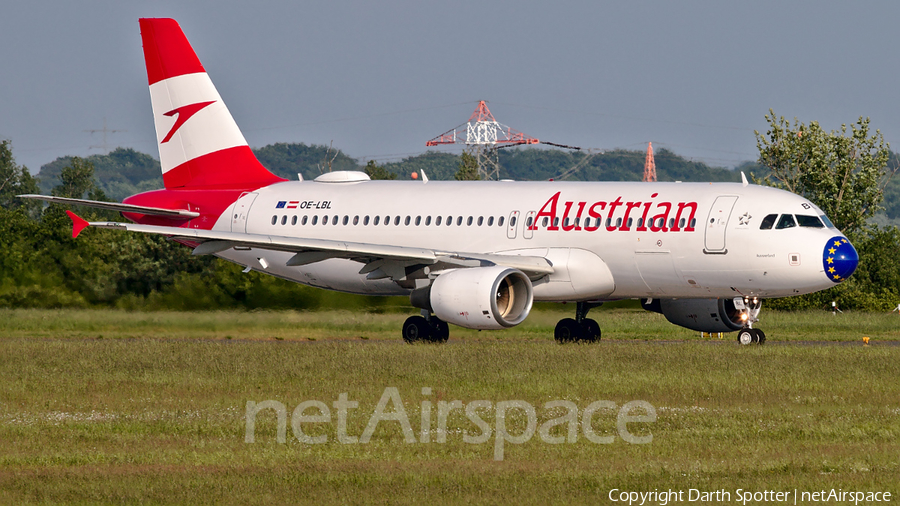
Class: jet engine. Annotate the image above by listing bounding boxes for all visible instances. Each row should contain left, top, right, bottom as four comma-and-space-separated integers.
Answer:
412, 266, 533, 330
641, 298, 744, 333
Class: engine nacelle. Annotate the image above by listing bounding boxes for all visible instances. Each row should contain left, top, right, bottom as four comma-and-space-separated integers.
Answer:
642, 298, 744, 333
422, 266, 533, 330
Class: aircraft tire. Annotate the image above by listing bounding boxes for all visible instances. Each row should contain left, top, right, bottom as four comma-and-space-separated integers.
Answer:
403, 316, 431, 343
555, 318, 582, 343
756, 329, 766, 345
430, 319, 450, 343
737, 328, 754, 346
581, 319, 601, 342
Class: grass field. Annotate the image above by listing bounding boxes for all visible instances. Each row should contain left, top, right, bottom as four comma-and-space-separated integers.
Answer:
1, 307, 899, 504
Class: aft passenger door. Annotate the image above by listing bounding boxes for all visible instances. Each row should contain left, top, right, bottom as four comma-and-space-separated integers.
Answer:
231, 192, 258, 233
704, 195, 738, 253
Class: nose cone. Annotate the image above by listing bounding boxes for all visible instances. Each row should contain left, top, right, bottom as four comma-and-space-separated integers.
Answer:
823, 236, 858, 283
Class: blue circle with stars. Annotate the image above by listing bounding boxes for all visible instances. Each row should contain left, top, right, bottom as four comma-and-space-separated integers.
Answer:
822, 236, 858, 283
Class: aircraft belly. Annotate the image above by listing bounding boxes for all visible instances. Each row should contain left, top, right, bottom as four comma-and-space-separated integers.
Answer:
215, 250, 407, 296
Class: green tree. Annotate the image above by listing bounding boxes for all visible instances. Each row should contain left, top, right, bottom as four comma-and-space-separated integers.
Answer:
754, 110, 894, 235
363, 160, 397, 180
0, 140, 40, 214
454, 152, 481, 181
52, 157, 98, 199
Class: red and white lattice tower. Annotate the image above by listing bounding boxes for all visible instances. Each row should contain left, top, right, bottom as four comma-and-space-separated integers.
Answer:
427, 101, 538, 180
643, 141, 657, 182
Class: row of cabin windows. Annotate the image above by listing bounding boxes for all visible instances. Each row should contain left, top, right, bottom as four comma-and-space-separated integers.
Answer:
271, 213, 697, 230
759, 213, 831, 230
535, 216, 697, 230
272, 214, 509, 227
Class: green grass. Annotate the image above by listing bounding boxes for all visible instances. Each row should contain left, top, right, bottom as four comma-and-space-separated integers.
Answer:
1, 308, 899, 504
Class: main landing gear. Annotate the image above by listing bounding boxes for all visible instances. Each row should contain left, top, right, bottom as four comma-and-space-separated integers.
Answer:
736, 297, 765, 345
554, 301, 603, 343
402, 312, 450, 343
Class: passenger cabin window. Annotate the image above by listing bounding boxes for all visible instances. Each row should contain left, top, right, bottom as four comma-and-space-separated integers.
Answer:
312, 216, 318, 225
271, 215, 277, 225
457, 216, 463, 226
498, 216, 504, 227
796, 215, 824, 228
333, 216, 339, 225
374, 216, 380, 225
488, 216, 494, 226
436, 216, 442, 226
394, 216, 401, 226
302, 216, 308, 225
291, 216, 297, 225
775, 214, 796, 230
760, 214, 777, 230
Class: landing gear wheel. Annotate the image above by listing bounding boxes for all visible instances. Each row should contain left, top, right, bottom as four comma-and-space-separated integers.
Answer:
581, 319, 601, 342
555, 318, 582, 343
737, 328, 754, 346
402, 316, 431, 343
429, 319, 450, 343
755, 329, 766, 345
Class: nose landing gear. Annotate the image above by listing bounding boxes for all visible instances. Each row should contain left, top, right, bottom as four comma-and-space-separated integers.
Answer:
554, 301, 603, 343
736, 297, 765, 345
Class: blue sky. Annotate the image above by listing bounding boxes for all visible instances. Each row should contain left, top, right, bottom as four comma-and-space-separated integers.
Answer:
2, 1, 898, 174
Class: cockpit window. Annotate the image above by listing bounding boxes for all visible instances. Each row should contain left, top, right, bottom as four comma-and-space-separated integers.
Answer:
820, 215, 836, 229
775, 214, 797, 230
760, 214, 778, 230
795, 214, 824, 228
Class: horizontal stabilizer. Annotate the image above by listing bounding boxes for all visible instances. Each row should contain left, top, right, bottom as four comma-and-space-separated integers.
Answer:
17, 195, 200, 218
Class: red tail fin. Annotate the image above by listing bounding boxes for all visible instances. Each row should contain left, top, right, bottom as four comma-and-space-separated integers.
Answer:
139, 18, 284, 190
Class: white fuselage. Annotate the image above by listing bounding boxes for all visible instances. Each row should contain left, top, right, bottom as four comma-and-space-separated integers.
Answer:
209, 179, 842, 301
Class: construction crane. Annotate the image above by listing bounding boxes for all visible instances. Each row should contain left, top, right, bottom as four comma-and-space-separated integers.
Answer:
643, 142, 657, 182
426, 101, 539, 180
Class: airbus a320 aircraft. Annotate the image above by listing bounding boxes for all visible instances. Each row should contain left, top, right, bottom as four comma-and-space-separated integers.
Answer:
21, 18, 859, 345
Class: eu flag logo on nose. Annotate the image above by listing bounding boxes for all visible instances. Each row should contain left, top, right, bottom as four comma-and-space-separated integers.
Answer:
823, 236, 859, 283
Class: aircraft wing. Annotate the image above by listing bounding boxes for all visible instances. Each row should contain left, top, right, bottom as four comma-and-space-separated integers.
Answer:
17, 194, 200, 218
74, 214, 555, 278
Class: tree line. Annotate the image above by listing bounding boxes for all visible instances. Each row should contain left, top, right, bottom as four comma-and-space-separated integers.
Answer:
3, 119, 899, 311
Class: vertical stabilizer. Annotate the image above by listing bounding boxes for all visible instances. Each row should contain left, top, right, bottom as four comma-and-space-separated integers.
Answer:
139, 18, 284, 189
